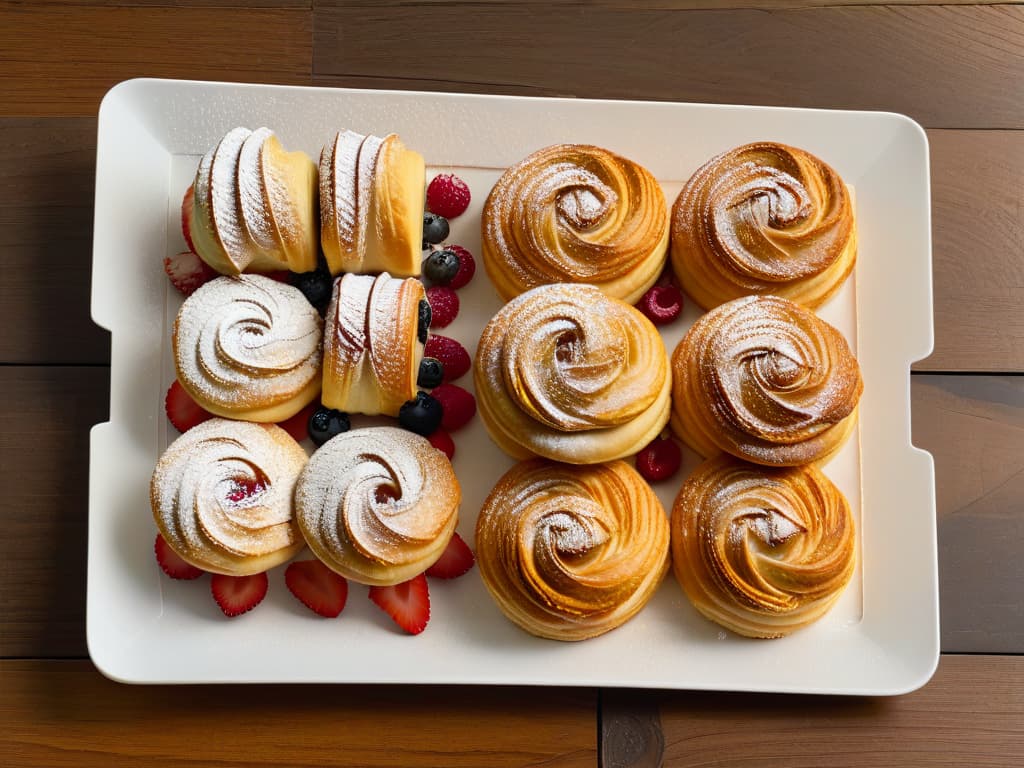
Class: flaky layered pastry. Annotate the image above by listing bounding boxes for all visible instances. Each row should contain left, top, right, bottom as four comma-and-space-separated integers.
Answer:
671, 455, 856, 638
294, 427, 460, 586
173, 275, 323, 422
671, 295, 862, 466
476, 459, 669, 641
151, 419, 308, 576
671, 142, 856, 310
482, 144, 669, 303
322, 272, 425, 417
474, 284, 671, 464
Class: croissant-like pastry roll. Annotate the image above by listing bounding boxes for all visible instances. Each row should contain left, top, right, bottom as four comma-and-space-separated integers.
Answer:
671, 295, 862, 466
671, 142, 856, 310
294, 427, 460, 586
671, 455, 856, 638
150, 419, 308, 576
474, 283, 671, 464
476, 459, 669, 641
173, 274, 323, 422
481, 144, 669, 303
320, 130, 425, 277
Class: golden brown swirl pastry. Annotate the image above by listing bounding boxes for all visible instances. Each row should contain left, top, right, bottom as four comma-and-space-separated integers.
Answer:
671, 142, 856, 310
476, 459, 669, 641
671, 295, 861, 466
172, 275, 323, 422
150, 419, 308, 576
482, 144, 669, 303
294, 427, 460, 586
671, 455, 856, 638
475, 283, 671, 464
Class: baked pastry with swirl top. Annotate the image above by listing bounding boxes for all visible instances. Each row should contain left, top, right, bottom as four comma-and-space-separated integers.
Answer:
481, 144, 669, 303
671, 295, 862, 466
671, 142, 856, 310
671, 454, 856, 638
476, 458, 669, 641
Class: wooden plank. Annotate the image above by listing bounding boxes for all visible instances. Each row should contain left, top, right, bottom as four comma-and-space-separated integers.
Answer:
0, 5, 313, 117
317, 1, 1019, 7
601, 655, 1024, 768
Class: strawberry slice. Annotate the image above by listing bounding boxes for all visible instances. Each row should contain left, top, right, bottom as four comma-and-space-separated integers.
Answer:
285, 559, 349, 618
425, 532, 475, 580
165, 380, 214, 433
154, 533, 204, 580
277, 400, 320, 443
368, 574, 430, 635
181, 184, 196, 254
164, 250, 217, 296
210, 572, 268, 617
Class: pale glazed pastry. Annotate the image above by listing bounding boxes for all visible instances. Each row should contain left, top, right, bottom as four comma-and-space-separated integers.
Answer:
190, 127, 318, 275
320, 130, 425, 277
671, 295, 862, 467
294, 427, 460, 586
671, 142, 856, 310
481, 144, 669, 303
173, 274, 323, 422
321, 272, 425, 417
474, 283, 671, 464
671, 454, 855, 638
151, 419, 308, 576
476, 459, 669, 641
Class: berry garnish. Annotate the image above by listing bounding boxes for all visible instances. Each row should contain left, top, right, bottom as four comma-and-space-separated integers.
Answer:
308, 407, 351, 447
181, 184, 196, 254
368, 574, 430, 635
426, 174, 471, 219
422, 248, 460, 285
398, 391, 444, 436
210, 572, 268, 617
635, 436, 682, 482
417, 357, 445, 389
165, 380, 214, 433
426, 427, 455, 460
291, 264, 334, 312
285, 560, 349, 618
163, 250, 217, 297
422, 212, 450, 246
425, 286, 459, 329
423, 335, 470, 382
636, 284, 684, 326
418, 298, 432, 343
446, 245, 477, 289
431, 383, 476, 432
277, 400, 321, 443
225, 477, 265, 503
426, 533, 475, 579
154, 534, 203, 580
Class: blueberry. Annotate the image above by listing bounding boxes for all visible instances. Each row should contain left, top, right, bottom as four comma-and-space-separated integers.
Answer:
418, 299, 432, 343
292, 264, 334, 311
417, 357, 445, 389
308, 407, 351, 447
422, 213, 450, 246
423, 249, 460, 285
398, 391, 443, 436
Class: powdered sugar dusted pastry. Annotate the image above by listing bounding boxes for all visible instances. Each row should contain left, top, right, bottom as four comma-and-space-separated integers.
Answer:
476, 459, 669, 641
320, 130, 425, 277
481, 144, 669, 303
173, 274, 323, 422
294, 427, 460, 586
474, 283, 670, 464
150, 419, 308, 576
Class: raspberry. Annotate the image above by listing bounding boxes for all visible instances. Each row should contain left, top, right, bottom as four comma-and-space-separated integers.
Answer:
425, 286, 459, 328
424, 335, 470, 382
446, 245, 476, 290
431, 384, 476, 432
427, 428, 455, 460
426, 174, 471, 219
635, 436, 682, 482
636, 284, 684, 326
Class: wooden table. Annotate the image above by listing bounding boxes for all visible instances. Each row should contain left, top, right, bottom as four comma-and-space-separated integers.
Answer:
2, 1, 1022, 765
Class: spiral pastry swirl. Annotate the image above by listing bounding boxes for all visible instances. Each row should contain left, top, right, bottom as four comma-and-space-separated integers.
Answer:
173, 274, 323, 422
482, 144, 669, 303
671, 455, 856, 638
476, 459, 669, 641
475, 284, 671, 464
150, 419, 308, 576
671, 142, 856, 310
294, 427, 460, 586
671, 295, 862, 466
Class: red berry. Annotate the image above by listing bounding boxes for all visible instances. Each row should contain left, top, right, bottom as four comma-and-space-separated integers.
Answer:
264, 270, 292, 284
164, 250, 217, 297
431, 383, 476, 432
277, 400, 320, 443
425, 286, 459, 328
426, 174, 471, 219
285, 560, 349, 618
423, 335, 470, 382
635, 436, 682, 482
446, 245, 476, 290
636, 284, 684, 326
426, 428, 455, 460
368, 574, 430, 635
210, 572, 268, 617
165, 380, 214, 433
426, 533, 475, 579
181, 185, 196, 254
154, 534, 204, 580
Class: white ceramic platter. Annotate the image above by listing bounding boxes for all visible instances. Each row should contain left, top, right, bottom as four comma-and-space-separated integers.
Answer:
89, 79, 937, 693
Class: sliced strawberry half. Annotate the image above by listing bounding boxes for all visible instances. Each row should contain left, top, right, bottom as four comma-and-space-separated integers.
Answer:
154, 533, 204, 580
368, 574, 430, 635
277, 400, 320, 443
210, 572, 268, 617
181, 184, 197, 254
165, 380, 214, 433
285, 559, 349, 618
425, 533, 475, 580
164, 249, 217, 297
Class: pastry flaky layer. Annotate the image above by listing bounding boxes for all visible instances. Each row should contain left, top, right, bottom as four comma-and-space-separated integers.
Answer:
481, 144, 669, 304
319, 130, 425, 277
191, 127, 319, 275
671, 295, 862, 467
476, 459, 669, 641
294, 427, 460, 586
474, 283, 671, 464
671, 454, 856, 638
173, 275, 324, 422
151, 419, 308, 576
322, 272, 425, 417
671, 141, 856, 311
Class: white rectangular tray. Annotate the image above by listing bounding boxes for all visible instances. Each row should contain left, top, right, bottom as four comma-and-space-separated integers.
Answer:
89, 79, 937, 693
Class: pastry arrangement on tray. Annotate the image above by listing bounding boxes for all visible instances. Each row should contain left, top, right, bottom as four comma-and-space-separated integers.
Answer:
150, 125, 862, 641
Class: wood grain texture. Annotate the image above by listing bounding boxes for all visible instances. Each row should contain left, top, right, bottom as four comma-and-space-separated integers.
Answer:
317, 1, 1019, 7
